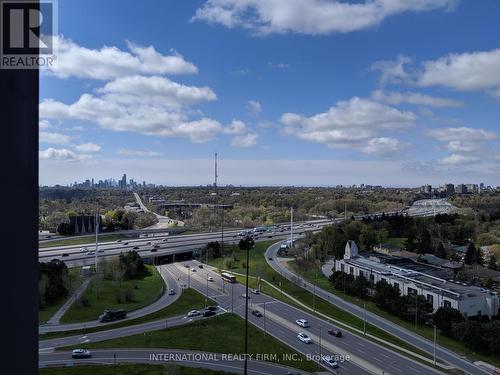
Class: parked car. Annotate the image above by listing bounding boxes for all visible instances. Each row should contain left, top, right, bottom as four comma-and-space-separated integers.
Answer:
168, 289, 175, 295
322, 355, 339, 368
295, 319, 309, 328
297, 332, 312, 344
327, 328, 342, 337
72, 349, 91, 359
187, 310, 200, 317
203, 310, 216, 317
252, 310, 263, 317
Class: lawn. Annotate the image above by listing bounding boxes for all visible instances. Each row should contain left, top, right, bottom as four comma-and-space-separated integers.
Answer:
208, 242, 434, 362
289, 260, 500, 368
39, 364, 231, 375
386, 237, 407, 247
40, 288, 213, 340
60, 264, 164, 323
58, 313, 319, 373
39, 267, 84, 324
39, 233, 129, 248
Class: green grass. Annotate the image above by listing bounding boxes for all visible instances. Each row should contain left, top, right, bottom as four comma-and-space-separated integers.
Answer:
386, 237, 407, 247
290, 260, 500, 368
40, 288, 212, 340
39, 267, 84, 324
208, 242, 434, 362
39, 363, 231, 375
60, 265, 164, 324
58, 313, 319, 373
39, 234, 129, 248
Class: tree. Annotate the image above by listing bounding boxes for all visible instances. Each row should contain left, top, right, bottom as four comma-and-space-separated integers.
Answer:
488, 254, 498, 270
433, 307, 464, 336
464, 243, 476, 265
238, 237, 254, 251
373, 280, 400, 312
206, 241, 221, 259
435, 242, 447, 259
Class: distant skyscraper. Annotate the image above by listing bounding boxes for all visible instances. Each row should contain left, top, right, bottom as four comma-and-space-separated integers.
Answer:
120, 174, 127, 189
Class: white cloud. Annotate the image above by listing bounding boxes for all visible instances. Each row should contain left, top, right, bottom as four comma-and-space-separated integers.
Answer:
361, 137, 408, 157
192, 0, 457, 35
371, 89, 463, 107
280, 97, 415, 154
75, 143, 101, 152
39, 148, 85, 162
39, 120, 51, 129
231, 133, 258, 148
39, 131, 70, 145
267, 62, 289, 69
40, 75, 222, 143
247, 100, 262, 115
370, 55, 412, 85
45, 36, 198, 80
117, 149, 163, 157
224, 120, 248, 135
417, 49, 500, 95
427, 127, 498, 143
438, 154, 480, 166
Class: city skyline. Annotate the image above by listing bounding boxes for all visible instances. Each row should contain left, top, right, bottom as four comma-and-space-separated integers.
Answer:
39, 1, 500, 186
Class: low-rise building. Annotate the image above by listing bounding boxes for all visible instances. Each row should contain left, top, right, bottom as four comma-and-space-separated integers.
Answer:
334, 241, 499, 318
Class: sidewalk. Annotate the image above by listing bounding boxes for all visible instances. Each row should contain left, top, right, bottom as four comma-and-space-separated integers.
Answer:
46, 278, 91, 325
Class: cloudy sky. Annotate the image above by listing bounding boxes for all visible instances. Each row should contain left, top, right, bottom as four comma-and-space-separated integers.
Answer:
39, 0, 500, 187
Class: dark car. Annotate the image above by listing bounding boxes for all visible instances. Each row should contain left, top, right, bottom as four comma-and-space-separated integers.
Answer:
328, 328, 342, 337
203, 310, 216, 317
252, 310, 263, 317
153, 244, 160, 248
206, 305, 217, 311
268, 257, 273, 260
198, 264, 204, 269
62, 253, 69, 257
99, 309, 127, 323
133, 246, 139, 250
151, 248, 157, 252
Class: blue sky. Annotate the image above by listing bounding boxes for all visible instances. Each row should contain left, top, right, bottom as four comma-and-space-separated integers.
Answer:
39, 0, 500, 187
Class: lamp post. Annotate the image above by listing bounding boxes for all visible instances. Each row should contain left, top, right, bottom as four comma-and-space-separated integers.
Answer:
363, 303, 366, 335
188, 267, 191, 288
426, 321, 437, 366
263, 302, 267, 335
243, 243, 251, 375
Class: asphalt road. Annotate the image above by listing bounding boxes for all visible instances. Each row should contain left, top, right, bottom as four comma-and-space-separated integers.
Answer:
39, 348, 310, 374
39, 264, 182, 333
168, 261, 443, 375
265, 241, 489, 375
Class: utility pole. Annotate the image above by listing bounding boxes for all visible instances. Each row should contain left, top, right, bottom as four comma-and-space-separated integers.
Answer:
290, 207, 294, 248
94, 212, 99, 272
205, 272, 209, 307
433, 324, 437, 366
188, 267, 191, 288
319, 326, 323, 360
363, 303, 366, 335
263, 302, 267, 335
231, 282, 234, 313
243, 242, 250, 375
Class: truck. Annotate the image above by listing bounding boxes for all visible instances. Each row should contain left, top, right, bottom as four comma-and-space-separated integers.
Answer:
99, 309, 127, 322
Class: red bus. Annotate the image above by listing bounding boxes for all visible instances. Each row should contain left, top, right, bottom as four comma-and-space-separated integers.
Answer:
221, 272, 236, 283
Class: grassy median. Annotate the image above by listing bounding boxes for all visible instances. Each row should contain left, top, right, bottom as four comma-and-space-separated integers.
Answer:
60, 264, 164, 324
58, 314, 319, 373
39, 364, 231, 375
39, 234, 129, 248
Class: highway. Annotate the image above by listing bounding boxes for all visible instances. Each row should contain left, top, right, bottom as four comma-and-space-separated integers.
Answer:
265, 241, 489, 375
167, 260, 443, 375
39, 264, 182, 334
39, 348, 310, 374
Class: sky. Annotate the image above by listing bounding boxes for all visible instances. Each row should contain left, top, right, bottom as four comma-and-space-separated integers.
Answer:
39, 0, 500, 187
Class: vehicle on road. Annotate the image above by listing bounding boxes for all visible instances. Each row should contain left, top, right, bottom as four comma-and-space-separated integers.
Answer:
221, 272, 236, 283
322, 355, 339, 368
86, 251, 95, 255
203, 310, 216, 317
191, 268, 196, 272
80, 247, 88, 252
252, 310, 263, 317
206, 306, 217, 311
72, 349, 91, 359
240, 294, 251, 299
328, 328, 342, 337
150, 248, 157, 252
207, 276, 214, 281
133, 246, 139, 250
162, 238, 168, 242
295, 319, 309, 328
153, 244, 160, 248
99, 309, 127, 322
187, 310, 200, 317
62, 253, 69, 257
251, 289, 260, 294
98, 249, 104, 253
168, 289, 175, 295
268, 257, 273, 261
297, 332, 312, 343
116, 239, 122, 243
123, 242, 129, 245
198, 264, 204, 268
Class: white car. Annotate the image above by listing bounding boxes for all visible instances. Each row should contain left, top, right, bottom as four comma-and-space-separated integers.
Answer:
72, 349, 91, 359
295, 319, 309, 328
322, 355, 339, 368
207, 276, 214, 281
297, 332, 312, 344
187, 310, 200, 317
191, 268, 196, 272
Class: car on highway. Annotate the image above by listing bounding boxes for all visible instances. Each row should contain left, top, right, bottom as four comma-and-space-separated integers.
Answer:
133, 246, 139, 250
187, 310, 200, 317
322, 355, 339, 368
250, 289, 260, 294
116, 239, 122, 243
327, 328, 342, 337
62, 253, 69, 257
295, 319, 309, 328
203, 310, 216, 317
297, 332, 312, 344
162, 238, 168, 242
252, 309, 263, 317
80, 247, 88, 252
99, 309, 126, 322
168, 289, 175, 295
198, 264, 204, 268
150, 248, 157, 252
268, 257, 273, 260
207, 276, 214, 282
72, 349, 91, 359
86, 251, 95, 255
123, 242, 129, 245
191, 268, 196, 272
153, 244, 160, 248
46, 235, 52, 239
98, 249, 104, 253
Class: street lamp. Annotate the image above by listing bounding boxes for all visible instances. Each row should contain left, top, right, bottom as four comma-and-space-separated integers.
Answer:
426, 321, 437, 366
243, 242, 252, 375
